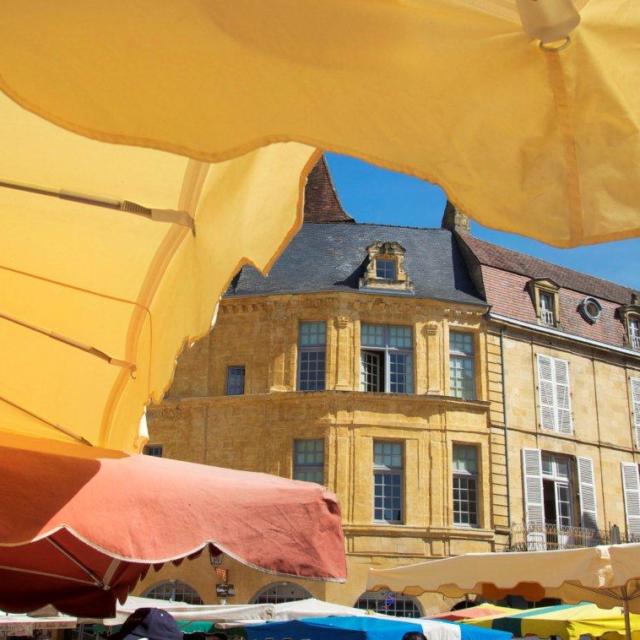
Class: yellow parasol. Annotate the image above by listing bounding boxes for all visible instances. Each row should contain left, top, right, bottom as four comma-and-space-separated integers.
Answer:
0, 0, 638, 246
0, 91, 317, 452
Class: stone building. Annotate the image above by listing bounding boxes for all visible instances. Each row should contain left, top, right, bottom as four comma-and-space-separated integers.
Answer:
139, 158, 640, 615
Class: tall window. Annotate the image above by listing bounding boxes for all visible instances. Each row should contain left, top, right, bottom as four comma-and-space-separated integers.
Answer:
630, 317, 640, 350
298, 322, 326, 391
361, 324, 413, 393
539, 291, 556, 326
536, 354, 572, 433
226, 365, 245, 395
293, 439, 324, 484
373, 441, 403, 523
542, 453, 574, 541
449, 332, 476, 400
453, 445, 479, 527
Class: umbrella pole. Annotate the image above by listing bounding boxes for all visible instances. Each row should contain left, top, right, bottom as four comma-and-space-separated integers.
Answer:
623, 590, 632, 640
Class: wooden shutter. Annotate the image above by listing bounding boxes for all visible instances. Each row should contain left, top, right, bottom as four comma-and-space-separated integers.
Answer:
577, 457, 598, 530
621, 462, 640, 540
631, 378, 640, 448
554, 358, 572, 434
522, 448, 546, 550
537, 355, 556, 431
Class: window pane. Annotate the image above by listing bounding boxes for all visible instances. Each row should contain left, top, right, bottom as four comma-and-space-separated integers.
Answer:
355, 592, 422, 618
299, 351, 325, 391
361, 350, 383, 392
388, 326, 412, 349
299, 321, 326, 346
361, 324, 385, 347
453, 475, 478, 526
226, 366, 245, 395
450, 331, 474, 355
389, 352, 412, 393
374, 442, 402, 468
143, 444, 163, 457
453, 444, 477, 474
376, 258, 396, 280
293, 439, 324, 484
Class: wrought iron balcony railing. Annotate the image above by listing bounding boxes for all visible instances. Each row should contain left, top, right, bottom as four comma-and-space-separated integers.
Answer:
508, 522, 630, 552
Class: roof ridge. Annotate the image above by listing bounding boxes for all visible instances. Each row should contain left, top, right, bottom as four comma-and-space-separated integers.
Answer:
459, 232, 635, 303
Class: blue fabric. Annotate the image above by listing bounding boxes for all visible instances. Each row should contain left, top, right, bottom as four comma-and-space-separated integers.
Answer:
244, 616, 424, 640
454, 622, 513, 640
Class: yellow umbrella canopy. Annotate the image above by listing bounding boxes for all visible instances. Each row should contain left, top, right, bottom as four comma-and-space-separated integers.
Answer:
0, 92, 317, 452
0, 0, 638, 247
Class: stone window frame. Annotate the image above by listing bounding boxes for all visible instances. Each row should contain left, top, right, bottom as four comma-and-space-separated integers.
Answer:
528, 278, 561, 328
297, 321, 327, 391
619, 299, 640, 351
359, 241, 413, 292
449, 330, 477, 401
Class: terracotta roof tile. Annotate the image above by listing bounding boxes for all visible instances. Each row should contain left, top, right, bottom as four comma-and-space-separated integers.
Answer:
303, 157, 354, 224
459, 233, 635, 305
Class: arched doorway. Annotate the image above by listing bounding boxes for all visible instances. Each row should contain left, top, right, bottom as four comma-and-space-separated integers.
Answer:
250, 582, 312, 604
354, 590, 422, 618
143, 580, 204, 605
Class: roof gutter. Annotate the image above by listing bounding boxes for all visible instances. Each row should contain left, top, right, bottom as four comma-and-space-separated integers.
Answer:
489, 312, 640, 360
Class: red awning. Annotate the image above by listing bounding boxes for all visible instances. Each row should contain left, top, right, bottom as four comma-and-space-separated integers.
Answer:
0, 435, 346, 616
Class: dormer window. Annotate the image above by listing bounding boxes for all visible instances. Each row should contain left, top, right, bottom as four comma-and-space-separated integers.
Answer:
619, 296, 640, 351
528, 279, 560, 328
359, 241, 413, 292
629, 316, 640, 350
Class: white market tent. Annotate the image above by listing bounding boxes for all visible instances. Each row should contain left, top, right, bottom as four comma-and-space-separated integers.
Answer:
82, 596, 460, 640
0, 608, 76, 637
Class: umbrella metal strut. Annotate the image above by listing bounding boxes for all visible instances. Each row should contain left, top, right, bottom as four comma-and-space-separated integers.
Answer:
0, 179, 195, 232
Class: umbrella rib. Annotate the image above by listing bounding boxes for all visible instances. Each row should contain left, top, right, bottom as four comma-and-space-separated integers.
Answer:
46, 538, 104, 588
0, 311, 136, 372
0, 395, 93, 446
0, 179, 195, 232
0, 563, 99, 587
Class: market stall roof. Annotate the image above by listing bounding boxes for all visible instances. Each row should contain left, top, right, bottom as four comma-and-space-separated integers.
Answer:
466, 601, 640, 640
0, 609, 76, 634
428, 605, 520, 621
242, 616, 512, 640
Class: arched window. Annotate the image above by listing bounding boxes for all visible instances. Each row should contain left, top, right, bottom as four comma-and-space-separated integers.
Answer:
250, 582, 312, 604
355, 590, 422, 618
143, 580, 204, 605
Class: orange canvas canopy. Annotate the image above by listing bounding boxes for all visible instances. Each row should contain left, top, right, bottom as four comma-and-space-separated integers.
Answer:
0, 434, 346, 616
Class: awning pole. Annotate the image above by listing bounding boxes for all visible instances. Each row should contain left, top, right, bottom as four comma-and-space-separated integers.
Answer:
623, 586, 632, 640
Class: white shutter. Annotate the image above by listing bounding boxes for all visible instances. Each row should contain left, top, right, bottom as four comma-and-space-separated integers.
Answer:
554, 358, 572, 434
621, 462, 640, 540
577, 457, 598, 530
522, 448, 546, 550
631, 378, 640, 448
537, 355, 556, 431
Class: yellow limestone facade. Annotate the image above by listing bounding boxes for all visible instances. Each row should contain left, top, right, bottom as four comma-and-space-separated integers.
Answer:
141, 291, 499, 614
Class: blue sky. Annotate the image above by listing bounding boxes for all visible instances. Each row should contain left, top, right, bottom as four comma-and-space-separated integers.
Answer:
325, 153, 640, 291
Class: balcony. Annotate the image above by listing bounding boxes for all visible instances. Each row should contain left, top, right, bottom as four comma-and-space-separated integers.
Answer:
508, 522, 631, 551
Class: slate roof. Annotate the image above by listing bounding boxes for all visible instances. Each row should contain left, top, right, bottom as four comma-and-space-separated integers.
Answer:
227, 223, 485, 306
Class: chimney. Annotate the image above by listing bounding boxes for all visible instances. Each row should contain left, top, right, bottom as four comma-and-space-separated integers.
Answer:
441, 200, 470, 234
